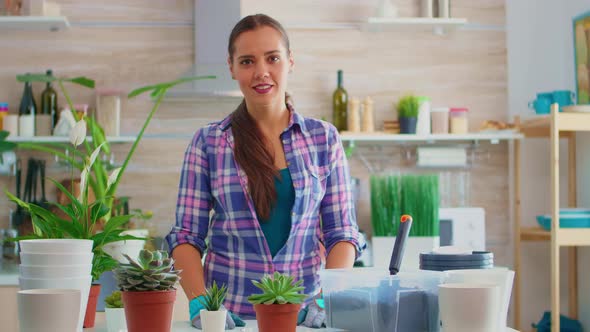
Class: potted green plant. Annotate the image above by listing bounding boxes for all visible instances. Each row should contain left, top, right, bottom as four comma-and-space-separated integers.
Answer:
7, 73, 214, 327
114, 249, 181, 332
397, 94, 420, 134
197, 281, 229, 332
248, 271, 307, 332
105, 290, 127, 332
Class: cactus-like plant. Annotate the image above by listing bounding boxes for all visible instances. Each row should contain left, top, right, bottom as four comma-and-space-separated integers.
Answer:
197, 281, 228, 311
105, 290, 124, 308
114, 249, 181, 292
247, 271, 306, 305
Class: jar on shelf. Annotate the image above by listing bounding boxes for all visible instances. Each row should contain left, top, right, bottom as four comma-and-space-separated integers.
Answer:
431, 107, 449, 134
449, 107, 469, 134
416, 96, 431, 135
361, 96, 375, 132
0, 103, 8, 131
348, 97, 361, 132
96, 89, 122, 137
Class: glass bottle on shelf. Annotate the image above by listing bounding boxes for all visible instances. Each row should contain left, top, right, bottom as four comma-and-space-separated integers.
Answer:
332, 70, 348, 132
18, 77, 36, 137
40, 69, 58, 135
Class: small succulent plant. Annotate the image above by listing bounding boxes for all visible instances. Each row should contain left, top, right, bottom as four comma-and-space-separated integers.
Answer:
105, 290, 124, 308
114, 249, 181, 292
247, 271, 306, 305
197, 281, 228, 311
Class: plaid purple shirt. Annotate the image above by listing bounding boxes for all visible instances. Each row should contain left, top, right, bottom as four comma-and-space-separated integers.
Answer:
166, 107, 365, 318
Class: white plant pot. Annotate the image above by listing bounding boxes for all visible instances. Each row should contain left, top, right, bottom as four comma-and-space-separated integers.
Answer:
200, 309, 227, 332
19, 252, 93, 266
19, 239, 93, 253
103, 229, 148, 264
19, 264, 92, 278
105, 307, 127, 332
19, 276, 92, 332
18, 289, 81, 332
372, 236, 439, 271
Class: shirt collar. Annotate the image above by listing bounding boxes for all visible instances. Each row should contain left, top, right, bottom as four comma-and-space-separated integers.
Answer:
219, 100, 306, 134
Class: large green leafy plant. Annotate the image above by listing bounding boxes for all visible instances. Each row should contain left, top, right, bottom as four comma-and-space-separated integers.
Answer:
247, 272, 306, 305
6, 73, 215, 280
15, 73, 215, 222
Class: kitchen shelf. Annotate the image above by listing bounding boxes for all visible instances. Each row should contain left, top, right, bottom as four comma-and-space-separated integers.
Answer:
513, 106, 590, 331
363, 17, 468, 34
8, 136, 136, 143
520, 227, 551, 241
0, 16, 70, 31
340, 131, 523, 143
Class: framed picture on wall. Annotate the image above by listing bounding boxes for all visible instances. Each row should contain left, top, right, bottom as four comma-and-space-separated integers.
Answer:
574, 10, 590, 104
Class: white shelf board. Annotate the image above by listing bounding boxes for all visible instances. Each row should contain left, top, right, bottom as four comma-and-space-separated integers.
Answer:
340, 131, 523, 143
364, 17, 468, 33
0, 16, 70, 31
8, 136, 136, 143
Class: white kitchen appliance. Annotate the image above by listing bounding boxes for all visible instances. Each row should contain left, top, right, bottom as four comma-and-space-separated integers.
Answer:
439, 207, 486, 251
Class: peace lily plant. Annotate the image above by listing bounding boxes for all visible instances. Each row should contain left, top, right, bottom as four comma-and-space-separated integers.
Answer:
6, 73, 215, 280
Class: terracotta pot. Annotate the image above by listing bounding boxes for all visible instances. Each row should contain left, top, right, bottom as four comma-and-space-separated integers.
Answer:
83, 284, 101, 328
122, 289, 176, 332
254, 303, 301, 332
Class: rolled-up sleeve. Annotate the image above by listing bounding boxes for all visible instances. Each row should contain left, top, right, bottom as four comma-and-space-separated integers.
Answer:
166, 128, 212, 255
320, 126, 366, 259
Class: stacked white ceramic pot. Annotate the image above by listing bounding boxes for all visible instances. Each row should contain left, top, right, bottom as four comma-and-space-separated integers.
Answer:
18, 239, 94, 332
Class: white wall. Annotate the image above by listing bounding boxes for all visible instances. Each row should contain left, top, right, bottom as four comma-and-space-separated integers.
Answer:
507, 0, 590, 328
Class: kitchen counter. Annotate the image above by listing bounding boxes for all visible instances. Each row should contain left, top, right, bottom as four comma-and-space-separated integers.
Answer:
0, 260, 19, 286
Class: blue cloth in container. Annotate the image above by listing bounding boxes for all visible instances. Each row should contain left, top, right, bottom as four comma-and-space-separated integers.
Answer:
532, 311, 582, 332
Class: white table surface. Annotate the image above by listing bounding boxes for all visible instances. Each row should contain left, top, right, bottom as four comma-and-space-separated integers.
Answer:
88, 317, 519, 332
88, 319, 344, 331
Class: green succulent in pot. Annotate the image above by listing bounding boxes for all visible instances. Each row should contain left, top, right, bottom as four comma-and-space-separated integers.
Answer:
114, 249, 181, 332
248, 272, 306, 332
114, 249, 181, 292
105, 290, 124, 309
248, 271, 306, 305
198, 281, 228, 311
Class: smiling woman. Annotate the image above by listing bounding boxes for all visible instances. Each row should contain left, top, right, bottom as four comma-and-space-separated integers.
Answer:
165, 13, 365, 330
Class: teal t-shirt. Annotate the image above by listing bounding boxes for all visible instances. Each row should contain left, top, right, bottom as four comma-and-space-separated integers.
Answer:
257, 168, 295, 257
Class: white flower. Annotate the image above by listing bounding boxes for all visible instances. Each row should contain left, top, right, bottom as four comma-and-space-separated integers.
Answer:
70, 120, 87, 147
88, 142, 106, 168
107, 167, 121, 190
78, 166, 89, 202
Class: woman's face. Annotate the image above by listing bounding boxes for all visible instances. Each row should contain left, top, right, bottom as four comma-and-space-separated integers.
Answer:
229, 26, 294, 108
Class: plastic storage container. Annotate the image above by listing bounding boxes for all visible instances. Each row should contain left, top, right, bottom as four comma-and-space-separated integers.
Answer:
430, 107, 449, 134
320, 268, 444, 332
449, 107, 469, 134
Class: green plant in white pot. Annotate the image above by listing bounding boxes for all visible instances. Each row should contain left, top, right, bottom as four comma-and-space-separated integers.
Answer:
104, 290, 126, 332
397, 94, 420, 134
196, 281, 229, 332
248, 272, 307, 332
114, 249, 181, 332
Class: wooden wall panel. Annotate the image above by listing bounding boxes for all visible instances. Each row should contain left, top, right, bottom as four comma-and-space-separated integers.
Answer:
0, 0, 510, 266
56, 0, 193, 23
